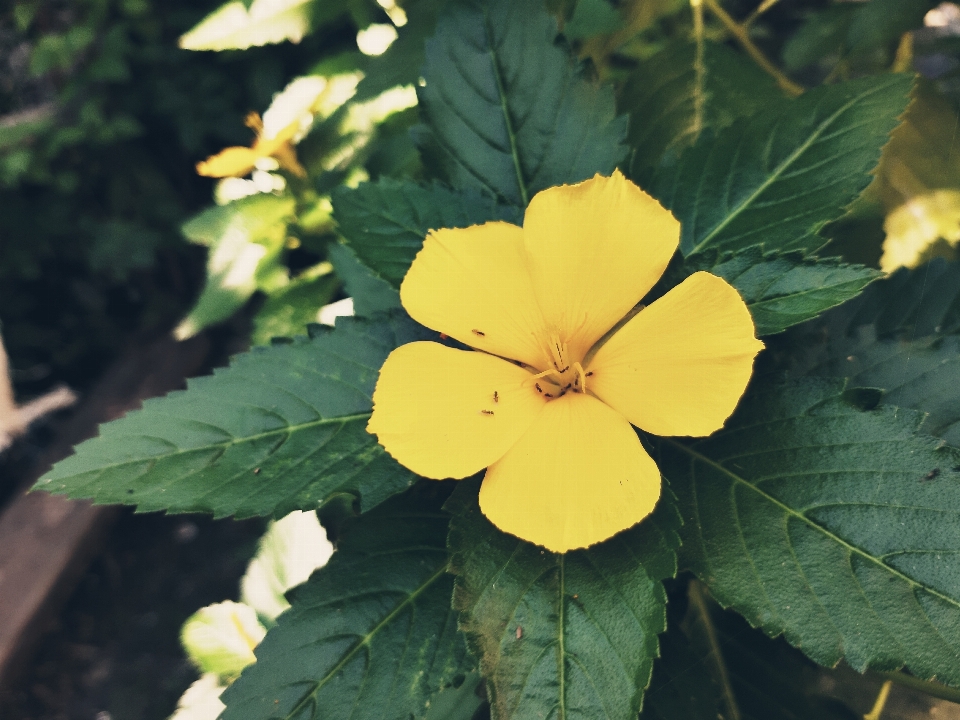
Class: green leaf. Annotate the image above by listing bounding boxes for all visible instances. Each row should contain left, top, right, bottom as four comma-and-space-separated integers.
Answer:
176, 194, 296, 340
332, 179, 522, 288
621, 41, 781, 185
327, 242, 401, 316
660, 376, 960, 685
240, 510, 334, 622
220, 486, 473, 720
181, 601, 266, 680
677, 248, 880, 336
179, 0, 318, 50
446, 477, 681, 720
782, 5, 856, 71
415, 0, 627, 206
34, 313, 429, 519
354, 0, 443, 102
648, 74, 913, 257
642, 583, 859, 720
813, 258, 960, 339
846, 0, 931, 58
251, 262, 339, 345
564, 0, 622, 40
788, 259, 960, 446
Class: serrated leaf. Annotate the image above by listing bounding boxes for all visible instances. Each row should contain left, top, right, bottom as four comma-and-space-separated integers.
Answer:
354, 0, 443, 102
251, 263, 339, 346
241, 510, 334, 622
34, 313, 429, 519
820, 257, 960, 338
677, 248, 880, 336
176, 194, 296, 339
642, 585, 859, 720
220, 486, 473, 720
788, 259, 960, 446
648, 74, 913, 257
332, 179, 522, 288
621, 41, 781, 185
415, 0, 627, 206
327, 242, 401, 316
661, 375, 960, 685
179, 0, 316, 51
446, 477, 681, 720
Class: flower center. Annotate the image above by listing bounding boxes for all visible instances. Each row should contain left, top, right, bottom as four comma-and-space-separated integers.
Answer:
526, 332, 591, 399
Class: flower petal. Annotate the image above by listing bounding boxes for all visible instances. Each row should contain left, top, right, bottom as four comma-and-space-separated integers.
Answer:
589, 271, 764, 437
523, 170, 680, 362
479, 392, 661, 553
400, 223, 548, 368
196, 147, 260, 178
367, 342, 546, 480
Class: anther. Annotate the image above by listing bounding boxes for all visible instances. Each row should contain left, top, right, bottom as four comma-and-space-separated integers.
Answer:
472, 329, 485, 336
573, 362, 588, 393
480, 409, 494, 415
544, 393, 554, 398
535, 383, 543, 393
493, 391, 499, 403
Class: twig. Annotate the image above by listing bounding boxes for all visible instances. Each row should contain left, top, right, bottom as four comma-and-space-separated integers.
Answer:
701, 0, 804, 96
0, 336, 77, 452
743, 0, 780, 28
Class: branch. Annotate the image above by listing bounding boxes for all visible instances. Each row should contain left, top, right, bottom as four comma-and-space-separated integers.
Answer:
701, 0, 804, 96
0, 335, 77, 452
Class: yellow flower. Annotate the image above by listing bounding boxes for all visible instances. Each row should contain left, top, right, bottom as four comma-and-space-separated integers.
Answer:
196, 111, 306, 179
367, 171, 763, 552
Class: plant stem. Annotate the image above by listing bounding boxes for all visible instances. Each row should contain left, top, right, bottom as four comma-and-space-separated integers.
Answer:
743, 0, 780, 28
863, 680, 892, 720
879, 670, 960, 704
701, 0, 804, 96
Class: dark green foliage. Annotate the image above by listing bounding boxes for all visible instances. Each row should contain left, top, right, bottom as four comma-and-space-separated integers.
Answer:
661, 376, 960, 684
414, 0, 627, 206
648, 74, 913, 257
34, 313, 430, 518
327, 242, 401, 315
678, 248, 881, 336
784, 0, 934, 70
332, 179, 521, 287
642, 585, 859, 720
446, 477, 681, 720
221, 486, 474, 720
789, 259, 960, 446
621, 41, 782, 185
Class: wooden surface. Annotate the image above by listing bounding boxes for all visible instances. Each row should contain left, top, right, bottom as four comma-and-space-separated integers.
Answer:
0, 332, 210, 692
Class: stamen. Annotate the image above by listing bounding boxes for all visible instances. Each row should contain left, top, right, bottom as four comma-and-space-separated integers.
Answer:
493, 391, 499, 403
573, 362, 587, 393
472, 329, 486, 337
480, 409, 494, 415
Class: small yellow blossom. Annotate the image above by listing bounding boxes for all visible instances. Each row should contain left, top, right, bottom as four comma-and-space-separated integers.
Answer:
367, 171, 763, 552
196, 111, 306, 179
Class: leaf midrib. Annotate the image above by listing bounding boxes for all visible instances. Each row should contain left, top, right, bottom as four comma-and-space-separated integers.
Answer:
689, 84, 886, 256
45, 413, 372, 481
282, 563, 450, 720
662, 437, 960, 610
481, 3, 528, 206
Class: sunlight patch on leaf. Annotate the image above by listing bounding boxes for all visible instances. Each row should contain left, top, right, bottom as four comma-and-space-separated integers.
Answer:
179, 0, 314, 51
